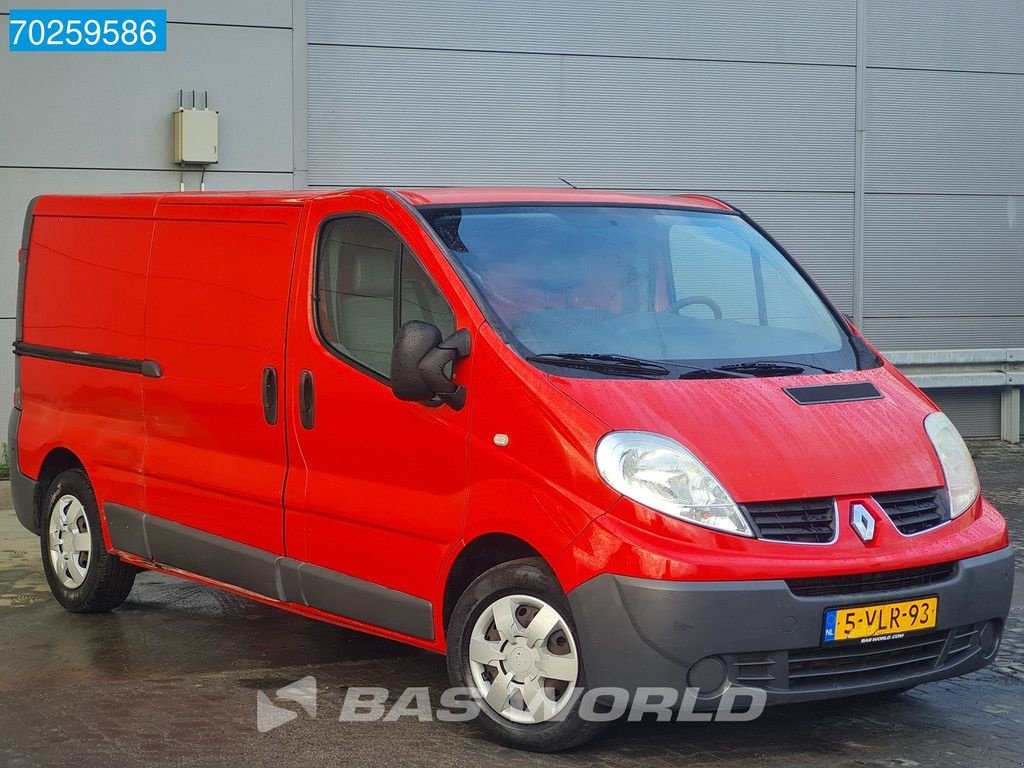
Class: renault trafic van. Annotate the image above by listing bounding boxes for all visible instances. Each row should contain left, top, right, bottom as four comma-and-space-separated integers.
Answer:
8, 188, 1013, 751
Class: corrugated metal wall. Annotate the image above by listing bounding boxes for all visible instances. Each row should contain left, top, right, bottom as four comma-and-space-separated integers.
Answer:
305, 0, 1024, 436
930, 389, 1003, 440
861, 0, 1024, 352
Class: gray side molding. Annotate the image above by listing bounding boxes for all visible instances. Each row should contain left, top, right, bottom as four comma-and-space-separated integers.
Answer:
7, 408, 40, 534
104, 503, 434, 640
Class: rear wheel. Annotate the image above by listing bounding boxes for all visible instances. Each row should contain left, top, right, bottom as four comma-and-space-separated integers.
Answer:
40, 469, 135, 612
446, 558, 608, 751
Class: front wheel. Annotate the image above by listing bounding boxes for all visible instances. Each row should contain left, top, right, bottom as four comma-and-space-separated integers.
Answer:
446, 558, 608, 751
40, 469, 136, 612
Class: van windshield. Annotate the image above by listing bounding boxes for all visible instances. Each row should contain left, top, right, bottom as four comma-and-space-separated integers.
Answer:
422, 205, 860, 377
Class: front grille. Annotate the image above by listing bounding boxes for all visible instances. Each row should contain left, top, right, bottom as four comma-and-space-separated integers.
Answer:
944, 624, 981, 661
743, 498, 836, 544
787, 630, 949, 689
729, 623, 981, 691
786, 562, 957, 598
874, 488, 950, 535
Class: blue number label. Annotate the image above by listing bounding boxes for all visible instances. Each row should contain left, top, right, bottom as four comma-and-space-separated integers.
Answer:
9, 9, 167, 52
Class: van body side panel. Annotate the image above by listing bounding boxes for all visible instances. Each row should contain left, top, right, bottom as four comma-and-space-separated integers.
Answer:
142, 203, 299, 555
460, 323, 619, 570
22, 208, 153, 355
17, 198, 156, 514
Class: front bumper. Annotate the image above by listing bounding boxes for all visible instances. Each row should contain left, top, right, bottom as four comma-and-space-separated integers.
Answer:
568, 546, 1014, 706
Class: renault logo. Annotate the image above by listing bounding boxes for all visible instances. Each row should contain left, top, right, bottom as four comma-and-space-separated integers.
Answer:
851, 503, 876, 543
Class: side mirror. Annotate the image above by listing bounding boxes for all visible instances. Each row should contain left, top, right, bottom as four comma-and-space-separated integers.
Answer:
390, 321, 471, 410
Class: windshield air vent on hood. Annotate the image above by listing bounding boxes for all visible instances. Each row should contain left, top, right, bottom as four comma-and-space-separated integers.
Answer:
785, 382, 883, 405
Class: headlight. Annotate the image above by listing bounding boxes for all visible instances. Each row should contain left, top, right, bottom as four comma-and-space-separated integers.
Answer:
596, 431, 752, 536
924, 412, 980, 518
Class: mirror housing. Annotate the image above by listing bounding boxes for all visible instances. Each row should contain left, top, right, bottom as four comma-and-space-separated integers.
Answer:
390, 321, 471, 410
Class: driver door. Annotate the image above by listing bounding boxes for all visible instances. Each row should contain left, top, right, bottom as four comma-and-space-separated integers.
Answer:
283, 204, 471, 638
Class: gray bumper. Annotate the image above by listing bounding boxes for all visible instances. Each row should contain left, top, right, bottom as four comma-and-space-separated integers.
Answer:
7, 408, 39, 534
568, 546, 1014, 706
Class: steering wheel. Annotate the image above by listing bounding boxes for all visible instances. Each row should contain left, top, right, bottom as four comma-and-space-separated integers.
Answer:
669, 295, 723, 319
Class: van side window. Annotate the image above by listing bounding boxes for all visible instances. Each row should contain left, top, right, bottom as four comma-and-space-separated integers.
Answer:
316, 217, 454, 378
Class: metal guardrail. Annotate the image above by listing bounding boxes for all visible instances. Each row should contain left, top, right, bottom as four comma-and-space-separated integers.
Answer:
885, 348, 1023, 444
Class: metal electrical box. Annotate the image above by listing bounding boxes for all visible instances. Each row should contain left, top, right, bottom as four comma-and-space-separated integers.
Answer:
173, 108, 219, 164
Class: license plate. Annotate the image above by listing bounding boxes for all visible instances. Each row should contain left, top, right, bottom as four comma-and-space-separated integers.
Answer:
823, 596, 938, 644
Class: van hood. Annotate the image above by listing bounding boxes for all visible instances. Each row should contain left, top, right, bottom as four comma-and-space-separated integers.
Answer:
549, 366, 945, 502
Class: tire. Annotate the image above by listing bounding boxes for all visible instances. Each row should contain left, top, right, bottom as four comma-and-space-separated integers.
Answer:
446, 558, 608, 752
40, 468, 136, 613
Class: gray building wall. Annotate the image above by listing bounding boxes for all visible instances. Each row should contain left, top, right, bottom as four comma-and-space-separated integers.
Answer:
0, 0, 305, 411
306, 0, 1024, 435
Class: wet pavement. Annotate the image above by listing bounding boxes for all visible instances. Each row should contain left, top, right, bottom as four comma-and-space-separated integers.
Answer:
1, 441, 1022, 767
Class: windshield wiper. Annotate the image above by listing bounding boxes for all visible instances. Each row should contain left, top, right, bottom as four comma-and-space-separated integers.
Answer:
526, 353, 671, 378
528, 353, 753, 379
718, 360, 838, 376
675, 366, 755, 379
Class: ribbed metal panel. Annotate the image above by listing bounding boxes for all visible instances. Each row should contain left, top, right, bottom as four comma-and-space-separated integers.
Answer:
308, 0, 856, 65
307, 46, 562, 187
0, 23, 294, 171
863, 194, 1024, 317
0, 1, 292, 25
867, 0, 1024, 74
308, 46, 854, 189
928, 389, 1003, 438
865, 317, 1024, 350
865, 69, 1024, 195
0, 318, 12, 414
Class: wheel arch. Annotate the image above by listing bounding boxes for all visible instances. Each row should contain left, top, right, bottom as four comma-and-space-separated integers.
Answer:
32, 447, 87, 530
442, 533, 549, 633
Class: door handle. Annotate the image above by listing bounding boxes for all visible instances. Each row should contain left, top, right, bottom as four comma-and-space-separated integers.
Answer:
262, 366, 278, 425
299, 369, 315, 430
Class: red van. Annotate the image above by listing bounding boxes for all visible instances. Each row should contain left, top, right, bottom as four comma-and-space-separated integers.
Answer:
8, 188, 1013, 750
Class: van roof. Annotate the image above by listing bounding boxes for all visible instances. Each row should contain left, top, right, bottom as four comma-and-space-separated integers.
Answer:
394, 187, 734, 211
31, 187, 734, 215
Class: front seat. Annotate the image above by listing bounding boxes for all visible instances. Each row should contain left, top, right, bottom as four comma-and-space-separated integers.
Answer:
334, 229, 396, 375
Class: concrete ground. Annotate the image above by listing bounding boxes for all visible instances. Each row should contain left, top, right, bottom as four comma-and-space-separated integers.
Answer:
1, 442, 1022, 768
